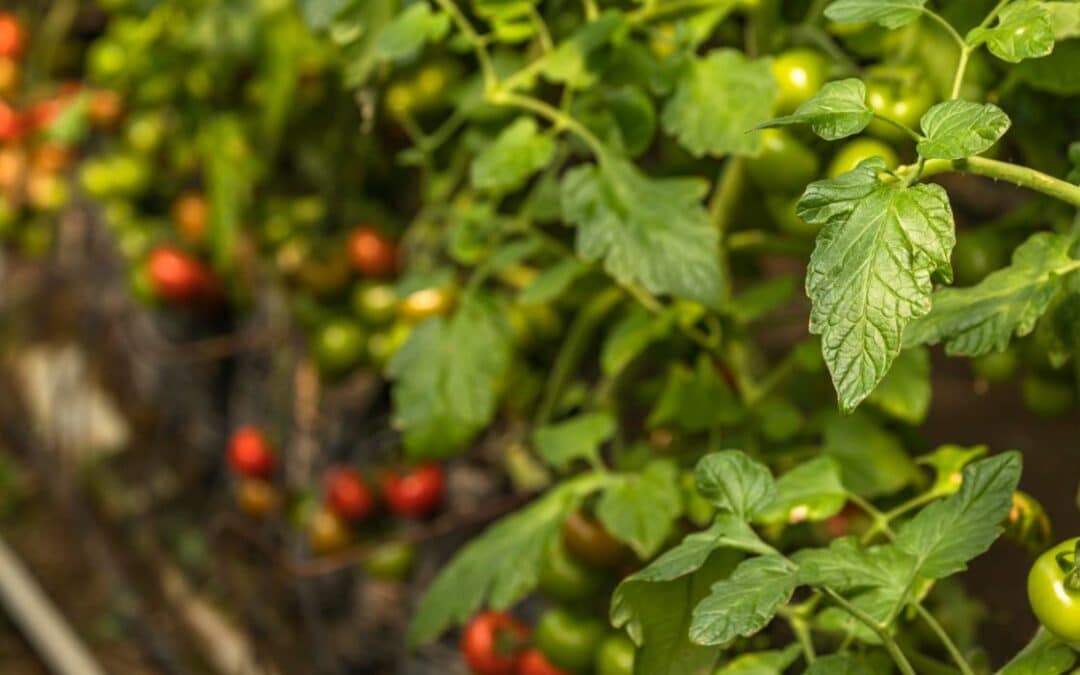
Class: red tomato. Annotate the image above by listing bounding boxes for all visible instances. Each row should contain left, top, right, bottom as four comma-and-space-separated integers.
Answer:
0, 14, 24, 60
461, 612, 528, 675
145, 245, 217, 305
381, 463, 446, 519
347, 226, 399, 278
0, 101, 22, 141
517, 649, 571, 675
227, 426, 275, 478
324, 467, 376, 522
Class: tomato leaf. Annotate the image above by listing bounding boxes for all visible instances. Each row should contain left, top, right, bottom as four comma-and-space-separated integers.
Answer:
602, 305, 675, 377
694, 451, 777, 521
408, 473, 607, 645
998, 628, 1079, 675
689, 555, 799, 646
824, 0, 928, 29
714, 645, 801, 674
758, 79, 874, 141
867, 346, 932, 425
648, 356, 742, 432
755, 457, 847, 525
804, 653, 876, 674
904, 232, 1078, 356
541, 12, 625, 88
967, 0, 1055, 62
519, 258, 589, 305
894, 451, 1021, 579
822, 410, 922, 497
471, 117, 555, 194
597, 461, 683, 558
662, 49, 776, 157
532, 412, 615, 472
916, 100, 1011, 160
388, 293, 511, 458
561, 156, 724, 307
375, 3, 449, 61
799, 158, 955, 412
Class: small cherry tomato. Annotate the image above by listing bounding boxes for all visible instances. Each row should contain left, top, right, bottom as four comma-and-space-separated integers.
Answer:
538, 540, 605, 602
970, 348, 1019, 382
0, 13, 24, 60
517, 649, 570, 675
1028, 538, 1080, 648
87, 89, 124, 128
351, 281, 398, 325
324, 466, 376, 523
399, 286, 454, 322
146, 245, 216, 305
311, 318, 366, 376
561, 511, 626, 568
1021, 374, 1075, 418
461, 611, 529, 675
748, 128, 820, 194
864, 65, 934, 143
595, 633, 636, 675
308, 508, 352, 556
234, 477, 279, 518
228, 426, 275, 478
952, 231, 1007, 286
533, 608, 606, 673
363, 540, 416, 581
1005, 491, 1052, 554
296, 247, 352, 297
771, 49, 829, 115
827, 137, 899, 177
347, 225, 399, 278
381, 463, 446, 519
171, 192, 209, 244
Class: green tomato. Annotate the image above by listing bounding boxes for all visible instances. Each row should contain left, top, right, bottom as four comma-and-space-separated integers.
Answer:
747, 128, 820, 194
1028, 538, 1080, 648
367, 321, 413, 370
952, 231, 1008, 286
771, 49, 829, 115
108, 154, 151, 196
827, 137, 899, 177
126, 111, 168, 154
538, 541, 605, 603
534, 608, 606, 673
970, 348, 1019, 382
864, 66, 935, 143
351, 282, 398, 326
765, 193, 819, 238
595, 633, 636, 675
88, 40, 128, 83
363, 541, 416, 581
1021, 374, 1074, 418
312, 318, 366, 376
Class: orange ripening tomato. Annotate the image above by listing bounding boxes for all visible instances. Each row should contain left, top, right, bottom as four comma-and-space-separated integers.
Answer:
461, 612, 529, 675
0, 13, 24, 60
171, 192, 209, 244
0, 101, 22, 142
87, 89, 124, 128
517, 649, 571, 675
234, 477, 280, 518
347, 225, 399, 278
227, 425, 275, 478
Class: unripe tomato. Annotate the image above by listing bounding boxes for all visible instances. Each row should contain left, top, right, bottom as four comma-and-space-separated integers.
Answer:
1021, 375, 1075, 418
460, 611, 529, 675
864, 66, 934, 143
399, 286, 454, 322
31, 143, 71, 173
171, 192, 209, 244
296, 248, 352, 297
747, 128, 820, 194
351, 281, 398, 325
308, 508, 352, 556
234, 477, 279, 518
347, 226, 399, 278
1006, 491, 1052, 553
517, 649, 570, 675
311, 318, 366, 376
538, 540, 605, 602
384, 83, 416, 120
0, 101, 22, 141
26, 171, 68, 212
970, 348, 1019, 382
1028, 538, 1080, 648
0, 146, 24, 190
324, 467, 376, 523
363, 540, 416, 581
771, 49, 829, 115
827, 137, 899, 177
126, 110, 168, 154
227, 426, 275, 478
145, 245, 216, 305
533, 608, 606, 673
952, 231, 1007, 286
381, 463, 446, 519
595, 633, 636, 675
0, 56, 18, 96
561, 511, 626, 568
0, 13, 24, 60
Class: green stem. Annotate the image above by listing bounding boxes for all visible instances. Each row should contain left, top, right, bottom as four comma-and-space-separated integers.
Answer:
582, 0, 600, 20
873, 113, 924, 143
489, 90, 608, 159
431, 0, 498, 91
914, 157, 1080, 208
922, 8, 966, 53
822, 589, 916, 675
914, 603, 975, 675
535, 287, 623, 425
709, 157, 745, 240
627, 0, 736, 23
529, 5, 554, 52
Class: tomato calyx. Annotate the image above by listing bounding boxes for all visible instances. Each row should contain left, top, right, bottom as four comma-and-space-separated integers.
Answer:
1056, 542, 1080, 593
